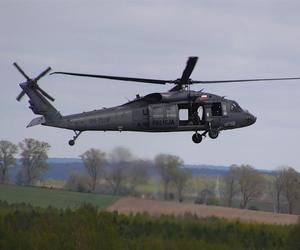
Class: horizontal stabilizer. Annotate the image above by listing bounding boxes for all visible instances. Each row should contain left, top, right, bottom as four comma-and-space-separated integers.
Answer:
26, 116, 46, 128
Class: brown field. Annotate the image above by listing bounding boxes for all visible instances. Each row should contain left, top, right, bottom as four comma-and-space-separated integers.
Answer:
107, 197, 299, 224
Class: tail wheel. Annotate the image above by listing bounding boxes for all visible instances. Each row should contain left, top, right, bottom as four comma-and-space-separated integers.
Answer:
192, 133, 202, 144
68, 140, 75, 146
68, 131, 82, 146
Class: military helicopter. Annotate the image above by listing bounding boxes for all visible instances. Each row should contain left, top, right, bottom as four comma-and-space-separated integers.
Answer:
14, 57, 300, 146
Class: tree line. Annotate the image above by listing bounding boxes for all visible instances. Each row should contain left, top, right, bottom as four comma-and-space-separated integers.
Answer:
0, 139, 189, 202
222, 165, 300, 214
0, 139, 50, 185
66, 146, 151, 196
1, 139, 299, 214
66, 147, 190, 203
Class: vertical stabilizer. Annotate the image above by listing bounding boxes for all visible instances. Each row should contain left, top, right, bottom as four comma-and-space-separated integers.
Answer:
20, 82, 61, 121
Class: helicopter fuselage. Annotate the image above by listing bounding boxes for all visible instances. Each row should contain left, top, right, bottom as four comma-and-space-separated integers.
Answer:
45, 90, 256, 135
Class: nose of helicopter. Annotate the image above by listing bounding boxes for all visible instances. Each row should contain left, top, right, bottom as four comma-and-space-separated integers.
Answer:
245, 112, 257, 126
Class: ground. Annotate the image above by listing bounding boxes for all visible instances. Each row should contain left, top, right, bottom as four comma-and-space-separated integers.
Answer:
0, 184, 118, 209
0, 184, 298, 224
107, 196, 299, 224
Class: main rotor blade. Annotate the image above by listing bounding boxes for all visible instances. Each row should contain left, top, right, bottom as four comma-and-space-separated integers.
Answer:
36, 86, 55, 102
13, 62, 30, 81
179, 57, 198, 84
16, 90, 26, 101
192, 77, 300, 84
51, 72, 172, 85
35, 67, 52, 81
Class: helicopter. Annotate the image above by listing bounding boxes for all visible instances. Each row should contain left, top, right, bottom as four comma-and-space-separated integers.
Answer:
14, 57, 300, 146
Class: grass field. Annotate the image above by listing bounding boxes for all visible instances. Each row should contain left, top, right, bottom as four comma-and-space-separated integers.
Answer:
0, 184, 119, 209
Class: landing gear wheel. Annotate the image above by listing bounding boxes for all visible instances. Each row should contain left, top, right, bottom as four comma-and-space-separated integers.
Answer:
68, 140, 75, 146
192, 133, 202, 144
68, 131, 82, 146
208, 130, 219, 139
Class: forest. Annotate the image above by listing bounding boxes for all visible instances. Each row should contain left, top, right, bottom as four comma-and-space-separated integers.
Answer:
0, 201, 299, 250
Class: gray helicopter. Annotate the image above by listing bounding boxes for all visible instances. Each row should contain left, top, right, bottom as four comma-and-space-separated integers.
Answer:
14, 57, 300, 146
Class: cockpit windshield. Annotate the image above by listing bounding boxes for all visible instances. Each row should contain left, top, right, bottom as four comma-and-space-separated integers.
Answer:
230, 101, 243, 112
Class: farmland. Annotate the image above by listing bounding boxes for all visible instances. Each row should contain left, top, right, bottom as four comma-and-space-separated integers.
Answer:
108, 197, 299, 224
0, 184, 298, 225
0, 184, 119, 210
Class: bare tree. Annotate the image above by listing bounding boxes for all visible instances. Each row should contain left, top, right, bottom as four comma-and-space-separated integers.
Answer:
236, 165, 265, 209
126, 160, 149, 194
110, 146, 133, 163
172, 168, 190, 202
0, 140, 18, 183
223, 165, 239, 207
155, 154, 183, 200
273, 167, 286, 213
105, 147, 133, 195
19, 138, 50, 185
80, 148, 106, 191
281, 167, 299, 214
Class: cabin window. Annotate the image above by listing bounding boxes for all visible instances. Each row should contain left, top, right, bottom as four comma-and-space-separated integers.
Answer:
197, 106, 204, 120
179, 109, 189, 121
212, 103, 222, 116
166, 105, 177, 118
222, 103, 227, 116
152, 106, 163, 118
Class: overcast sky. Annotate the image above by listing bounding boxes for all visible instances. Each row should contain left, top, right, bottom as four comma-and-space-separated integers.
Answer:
1, 1, 300, 171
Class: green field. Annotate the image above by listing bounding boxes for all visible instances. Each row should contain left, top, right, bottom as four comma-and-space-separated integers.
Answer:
0, 184, 119, 209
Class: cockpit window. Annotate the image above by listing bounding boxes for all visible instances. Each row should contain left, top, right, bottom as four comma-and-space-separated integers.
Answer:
230, 101, 242, 112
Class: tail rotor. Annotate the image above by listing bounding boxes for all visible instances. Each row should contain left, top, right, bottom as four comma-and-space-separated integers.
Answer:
14, 63, 54, 102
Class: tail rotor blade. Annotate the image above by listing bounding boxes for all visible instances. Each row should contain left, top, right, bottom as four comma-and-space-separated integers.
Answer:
35, 67, 52, 81
14, 63, 54, 102
16, 90, 26, 101
13, 62, 30, 81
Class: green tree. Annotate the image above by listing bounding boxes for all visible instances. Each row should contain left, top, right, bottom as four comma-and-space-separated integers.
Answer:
19, 138, 50, 185
155, 154, 184, 200
0, 140, 18, 183
80, 148, 106, 191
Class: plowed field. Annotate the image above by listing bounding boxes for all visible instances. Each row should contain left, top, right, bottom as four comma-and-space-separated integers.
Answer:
107, 197, 299, 224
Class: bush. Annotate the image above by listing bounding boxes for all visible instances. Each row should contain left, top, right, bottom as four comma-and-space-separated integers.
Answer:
287, 223, 300, 250
64, 171, 90, 192
249, 205, 259, 211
